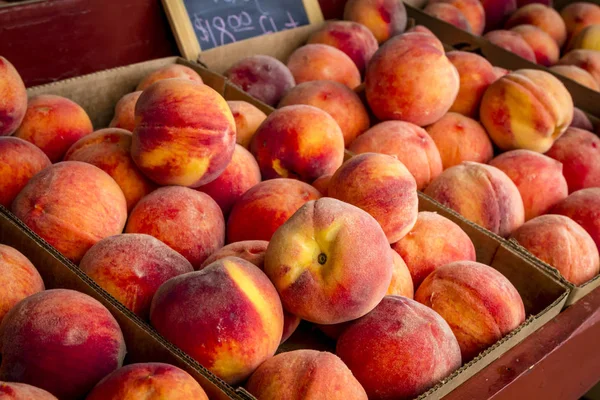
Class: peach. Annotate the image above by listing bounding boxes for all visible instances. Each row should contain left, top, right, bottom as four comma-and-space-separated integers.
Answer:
545, 127, 600, 193
570, 107, 594, 131
365, 32, 460, 126
424, 3, 472, 32
568, 24, 600, 52
0, 137, 50, 208
343, 0, 407, 43
0, 382, 57, 399
13, 95, 93, 162
86, 363, 208, 400
479, 69, 574, 153
415, 261, 525, 361
561, 2, 600, 45
225, 56, 295, 106
551, 188, 600, 250
136, 64, 203, 91
483, 30, 537, 62
512, 215, 599, 285
312, 174, 333, 196
0, 57, 27, 136
336, 296, 462, 400
424, 162, 525, 237
11, 161, 127, 264
493, 66, 510, 79
250, 105, 344, 182
407, 25, 436, 36
246, 350, 367, 400
479, 0, 516, 30
348, 121, 442, 189
125, 186, 224, 270
388, 250, 414, 298
108, 91, 142, 132
328, 153, 418, 243
557, 50, 600, 85
278, 81, 370, 147
425, 113, 494, 169
150, 257, 283, 385
511, 25, 560, 66
64, 128, 156, 212
489, 150, 568, 220
132, 78, 235, 187
227, 178, 321, 243
265, 198, 392, 324
79, 234, 193, 319
431, 0, 486, 34
0, 289, 126, 399
505, 4, 567, 47
287, 44, 361, 89
549, 65, 600, 91
227, 100, 267, 149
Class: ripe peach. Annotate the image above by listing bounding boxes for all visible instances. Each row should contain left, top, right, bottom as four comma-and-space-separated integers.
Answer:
570, 107, 594, 131
511, 25, 560, 66
568, 24, 600, 52
136, 64, 203, 91
561, 2, 600, 45
0, 57, 27, 136
0, 382, 57, 399
227, 100, 267, 149
483, 30, 537, 62
505, 4, 567, 47
551, 188, 600, 250
312, 174, 333, 196
493, 66, 510, 79
388, 250, 414, 298
557, 50, 600, 85
0, 289, 126, 399
479, 0, 516, 30
343, 0, 407, 43
424, 3, 472, 32
430, 0, 486, 35
407, 25, 436, 36
108, 91, 142, 132
549, 65, 599, 91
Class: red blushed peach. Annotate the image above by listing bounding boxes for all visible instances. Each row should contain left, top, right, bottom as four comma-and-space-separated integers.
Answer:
287, 45, 361, 89
479, 0, 516, 31
348, 121, 442, 190
493, 66, 510, 79
545, 127, 600, 193
0, 382, 57, 399
328, 153, 418, 243
250, 105, 344, 182
0, 57, 27, 136
511, 25, 560, 66
150, 257, 283, 385
11, 161, 127, 264
13, 95, 93, 163
246, 350, 368, 400
312, 174, 333, 196
225, 56, 295, 107
415, 261, 525, 361
424, 3, 472, 32
132, 79, 235, 187
426, 113, 494, 169
570, 108, 594, 131
337, 296, 462, 400
265, 198, 392, 324
79, 234, 193, 319
479, 69, 574, 153
365, 32, 460, 126
424, 162, 525, 237
407, 25, 436, 36
64, 128, 156, 213
0, 137, 50, 208
86, 363, 208, 400
549, 65, 600, 91
505, 4, 567, 47
388, 250, 414, 298
512, 215, 600, 285
136, 64, 203, 91
551, 188, 600, 250
430, 0, 486, 35
490, 150, 568, 220
278, 81, 370, 147
227, 178, 321, 243
483, 30, 537, 62
557, 50, 600, 85
196, 144, 261, 216
108, 91, 142, 132
125, 186, 225, 270
561, 2, 600, 45
227, 101, 267, 149
343, 0, 407, 43
0, 289, 126, 399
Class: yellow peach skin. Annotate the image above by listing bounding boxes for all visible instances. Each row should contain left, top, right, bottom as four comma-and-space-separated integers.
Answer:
109, 91, 142, 132
388, 249, 414, 298
227, 101, 267, 149
549, 65, 599, 91
343, 0, 407, 44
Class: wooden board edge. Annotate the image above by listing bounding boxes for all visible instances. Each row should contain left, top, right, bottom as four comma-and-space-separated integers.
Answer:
162, 0, 202, 59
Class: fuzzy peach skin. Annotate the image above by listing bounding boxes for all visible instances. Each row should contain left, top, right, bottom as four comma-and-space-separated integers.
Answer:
13, 95, 93, 162
505, 4, 567, 47
0, 382, 58, 399
250, 105, 344, 182
312, 174, 333, 196
246, 350, 367, 400
109, 91, 142, 132
493, 66, 510, 79
225, 56, 295, 107
511, 215, 600, 285
415, 261, 525, 361
568, 24, 600, 52
424, 162, 525, 237
424, 3, 472, 32
479, 69, 574, 153
561, 2, 600, 45
0, 289, 126, 399
557, 50, 600, 85
125, 186, 224, 270
407, 25, 436, 36
0, 137, 50, 208
336, 296, 462, 400
86, 363, 208, 400
328, 153, 418, 243
549, 65, 600, 91
11, 161, 127, 263
227, 178, 321, 243
0, 57, 27, 136
479, 0, 516, 31
365, 32, 460, 126
426, 113, 494, 169
343, 0, 407, 43
545, 127, 600, 193
490, 150, 568, 220
136, 64, 203, 91
483, 30, 537, 62
511, 25, 559, 67
227, 101, 267, 149
150, 257, 283, 385
388, 249, 414, 298
551, 188, 600, 250
0, 244, 44, 325
64, 128, 156, 212
348, 121, 442, 190
430, 0, 486, 35
570, 108, 594, 131
131, 78, 235, 187
79, 234, 193, 319
278, 81, 370, 147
